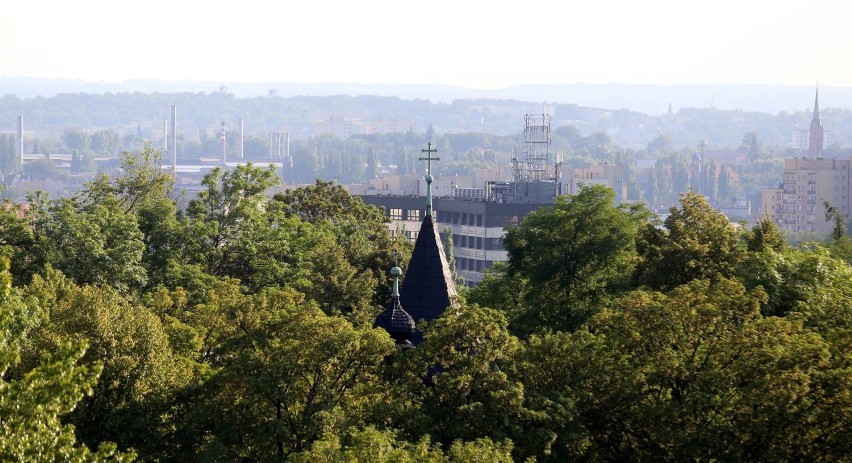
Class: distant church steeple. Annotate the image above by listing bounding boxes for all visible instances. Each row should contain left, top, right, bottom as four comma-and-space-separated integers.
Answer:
809, 85, 824, 158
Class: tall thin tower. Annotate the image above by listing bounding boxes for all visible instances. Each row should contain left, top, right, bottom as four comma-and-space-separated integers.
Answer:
513, 113, 554, 182
808, 86, 824, 158
16, 115, 24, 173
220, 120, 227, 163
239, 118, 244, 159
170, 105, 177, 172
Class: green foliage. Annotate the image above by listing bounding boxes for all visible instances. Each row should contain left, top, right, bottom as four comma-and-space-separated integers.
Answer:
274, 180, 400, 309
23, 157, 65, 180
32, 196, 147, 293
823, 199, 847, 241
739, 244, 852, 318
291, 426, 516, 463
189, 293, 395, 460
0, 132, 849, 462
21, 267, 191, 456
634, 191, 743, 291
744, 214, 787, 252
403, 305, 524, 446
521, 278, 851, 461
503, 184, 647, 334
0, 258, 135, 462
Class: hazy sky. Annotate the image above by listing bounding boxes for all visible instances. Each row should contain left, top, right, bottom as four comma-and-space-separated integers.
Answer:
1, 0, 847, 89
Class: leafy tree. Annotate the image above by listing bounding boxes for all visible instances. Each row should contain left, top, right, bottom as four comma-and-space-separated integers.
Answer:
647, 166, 659, 208
32, 197, 147, 293
21, 267, 190, 457
90, 130, 121, 155
291, 426, 516, 463
464, 262, 527, 326
63, 129, 91, 151
367, 145, 379, 180
744, 214, 787, 252
0, 258, 134, 462
0, 201, 40, 286
647, 134, 673, 155
0, 134, 20, 178
274, 180, 400, 308
504, 184, 647, 334
188, 291, 394, 460
742, 131, 761, 162
655, 162, 674, 205
186, 163, 278, 278
634, 191, 743, 291
717, 163, 733, 202
823, 199, 847, 241
738, 244, 851, 317
401, 305, 524, 446
523, 278, 851, 461
443, 226, 463, 286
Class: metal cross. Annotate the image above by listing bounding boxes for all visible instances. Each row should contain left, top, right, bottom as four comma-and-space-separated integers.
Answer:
419, 142, 440, 175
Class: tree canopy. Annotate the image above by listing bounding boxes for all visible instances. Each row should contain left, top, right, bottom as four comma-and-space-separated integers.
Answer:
0, 146, 849, 462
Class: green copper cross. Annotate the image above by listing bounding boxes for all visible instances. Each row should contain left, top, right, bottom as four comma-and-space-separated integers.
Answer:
419, 142, 440, 175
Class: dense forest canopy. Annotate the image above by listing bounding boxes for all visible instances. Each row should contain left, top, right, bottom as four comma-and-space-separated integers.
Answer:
0, 145, 849, 461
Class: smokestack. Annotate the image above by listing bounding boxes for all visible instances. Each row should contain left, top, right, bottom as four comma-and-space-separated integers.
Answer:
17, 115, 23, 172
239, 118, 244, 159
220, 120, 227, 163
170, 105, 177, 172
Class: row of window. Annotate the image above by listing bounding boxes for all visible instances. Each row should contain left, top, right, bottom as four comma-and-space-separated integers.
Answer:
451, 235, 504, 250
456, 257, 484, 272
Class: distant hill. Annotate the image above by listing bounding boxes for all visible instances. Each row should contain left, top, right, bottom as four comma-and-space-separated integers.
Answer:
2, 80, 852, 150
3, 78, 852, 115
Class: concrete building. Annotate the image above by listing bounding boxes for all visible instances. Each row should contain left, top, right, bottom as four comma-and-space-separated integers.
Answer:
364, 117, 414, 135
562, 164, 628, 201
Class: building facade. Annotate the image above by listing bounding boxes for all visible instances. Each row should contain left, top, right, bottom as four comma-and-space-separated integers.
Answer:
761, 157, 851, 234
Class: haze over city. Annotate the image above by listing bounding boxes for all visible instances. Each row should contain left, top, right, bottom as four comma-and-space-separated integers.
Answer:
2, 0, 849, 89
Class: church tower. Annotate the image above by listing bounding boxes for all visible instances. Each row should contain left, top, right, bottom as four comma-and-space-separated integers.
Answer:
808, 86, 824, 158
397, 143, 458, 343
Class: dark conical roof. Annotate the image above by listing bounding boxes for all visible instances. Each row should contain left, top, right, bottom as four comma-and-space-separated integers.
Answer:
374, 295, 416, 344
399, 214, 457, 325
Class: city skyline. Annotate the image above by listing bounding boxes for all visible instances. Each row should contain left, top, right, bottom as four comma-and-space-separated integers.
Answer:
1, 0, 849, 90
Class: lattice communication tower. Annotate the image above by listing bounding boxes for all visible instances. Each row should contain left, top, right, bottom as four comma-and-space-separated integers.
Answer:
512, 114, 557, 183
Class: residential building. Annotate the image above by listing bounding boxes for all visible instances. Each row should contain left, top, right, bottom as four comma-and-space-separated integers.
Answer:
761, 157, 850, 234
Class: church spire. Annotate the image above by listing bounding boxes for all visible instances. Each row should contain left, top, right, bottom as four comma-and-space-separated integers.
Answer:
813, 85, 820, 121
809, 84, 824, 158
